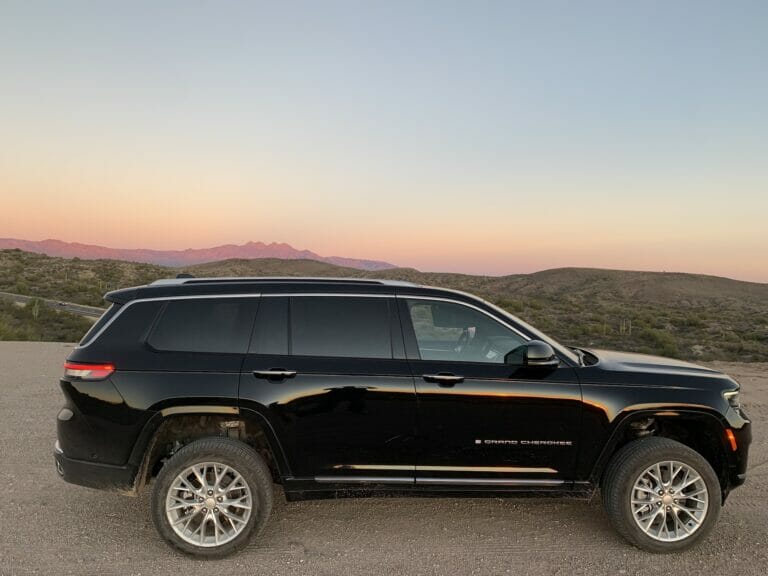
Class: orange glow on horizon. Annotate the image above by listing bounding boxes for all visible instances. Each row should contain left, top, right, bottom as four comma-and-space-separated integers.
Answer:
1, 2, 766, 284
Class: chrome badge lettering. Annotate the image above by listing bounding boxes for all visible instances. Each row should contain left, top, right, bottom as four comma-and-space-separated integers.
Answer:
475, 439, 573, 446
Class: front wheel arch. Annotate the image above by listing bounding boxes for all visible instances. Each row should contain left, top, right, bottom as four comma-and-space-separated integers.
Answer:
591, 409, 731, 496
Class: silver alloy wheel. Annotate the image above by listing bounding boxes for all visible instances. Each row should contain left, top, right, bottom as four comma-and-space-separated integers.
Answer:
165, 461, 253, 548
630, 460, 709, 542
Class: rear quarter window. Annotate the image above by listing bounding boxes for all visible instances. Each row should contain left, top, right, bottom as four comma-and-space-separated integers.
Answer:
148, 298, 258, 354
82, 300, 163, 349
79, 303, 122, 346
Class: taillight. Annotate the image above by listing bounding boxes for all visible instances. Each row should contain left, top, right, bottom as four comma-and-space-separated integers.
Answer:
63, 361, 115, 380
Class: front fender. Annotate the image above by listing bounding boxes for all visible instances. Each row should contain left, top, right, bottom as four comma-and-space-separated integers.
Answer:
583, 407, 730, 484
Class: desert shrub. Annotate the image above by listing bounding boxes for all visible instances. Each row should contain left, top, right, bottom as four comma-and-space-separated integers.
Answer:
0, 300, 93, 342
639, 328, 680, 358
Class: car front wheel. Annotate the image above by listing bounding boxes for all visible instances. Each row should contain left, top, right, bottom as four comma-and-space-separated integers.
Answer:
602, 437, 721, 552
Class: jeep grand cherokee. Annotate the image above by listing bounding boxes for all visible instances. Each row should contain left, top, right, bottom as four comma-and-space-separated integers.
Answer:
54, 277, 751, 556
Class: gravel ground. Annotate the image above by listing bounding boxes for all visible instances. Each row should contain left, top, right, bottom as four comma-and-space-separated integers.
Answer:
0, 342, 765, 576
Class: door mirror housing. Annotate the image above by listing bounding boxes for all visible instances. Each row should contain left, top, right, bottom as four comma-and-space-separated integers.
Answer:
504, 340, 559, 368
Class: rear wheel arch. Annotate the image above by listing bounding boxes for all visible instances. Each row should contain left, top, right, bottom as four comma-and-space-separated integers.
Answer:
131, 407, 289, 494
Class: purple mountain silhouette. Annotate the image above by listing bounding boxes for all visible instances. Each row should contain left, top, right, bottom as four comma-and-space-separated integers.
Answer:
0, 238, 397, 271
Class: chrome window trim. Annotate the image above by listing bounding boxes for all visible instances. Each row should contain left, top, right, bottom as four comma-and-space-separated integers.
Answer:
260, 293, 393, 298
78, 291, 535, 352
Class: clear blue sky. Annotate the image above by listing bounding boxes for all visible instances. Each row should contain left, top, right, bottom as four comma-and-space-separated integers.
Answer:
1, 1, 767, 280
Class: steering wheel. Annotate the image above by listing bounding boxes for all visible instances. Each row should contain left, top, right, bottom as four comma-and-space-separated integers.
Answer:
455, 328, 470, 355
479, 339, 494, 360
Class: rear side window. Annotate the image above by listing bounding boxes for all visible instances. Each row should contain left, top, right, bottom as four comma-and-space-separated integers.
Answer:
148, 298, 257, 354
291, 296, 392, 358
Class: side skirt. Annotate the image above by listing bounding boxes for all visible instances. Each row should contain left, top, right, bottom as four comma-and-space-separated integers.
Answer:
283, 477, 595, 502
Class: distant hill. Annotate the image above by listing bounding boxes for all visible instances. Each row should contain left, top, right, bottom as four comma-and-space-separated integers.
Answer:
1, 249, 767, 361
0, 238, 396, 271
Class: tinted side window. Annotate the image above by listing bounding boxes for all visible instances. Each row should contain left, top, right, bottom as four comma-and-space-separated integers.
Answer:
406, 299, 525, 363
148, 298, 257, 354
80, 303, 122, 345
249, 297, 288, 354
88, 300, 164, 349
291, 297, 392, 359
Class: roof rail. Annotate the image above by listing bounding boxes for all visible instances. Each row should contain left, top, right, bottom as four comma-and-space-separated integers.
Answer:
149, 276, 416, 287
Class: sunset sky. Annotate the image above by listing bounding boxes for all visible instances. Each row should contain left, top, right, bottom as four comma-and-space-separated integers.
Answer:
1, 1, 766, 281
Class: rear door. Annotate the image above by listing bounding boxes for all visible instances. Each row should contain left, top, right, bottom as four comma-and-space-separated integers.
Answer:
400, 297, 582, 487
239, 294, 417, 482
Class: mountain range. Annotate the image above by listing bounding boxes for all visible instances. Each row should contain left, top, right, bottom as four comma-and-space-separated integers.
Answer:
1, 248, 767, 360
0, 238, 396, 271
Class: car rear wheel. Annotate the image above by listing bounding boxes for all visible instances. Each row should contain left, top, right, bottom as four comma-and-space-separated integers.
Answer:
602, 437, 721, 553
150, 437, 273, 558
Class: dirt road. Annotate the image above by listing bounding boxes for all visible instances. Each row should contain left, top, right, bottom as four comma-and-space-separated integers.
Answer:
0, 342, 764, 575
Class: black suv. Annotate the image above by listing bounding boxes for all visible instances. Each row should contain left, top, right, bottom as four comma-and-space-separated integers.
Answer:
54, 277, 751, 556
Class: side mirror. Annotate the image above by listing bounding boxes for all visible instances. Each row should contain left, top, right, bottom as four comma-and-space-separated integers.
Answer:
504, 340, 559, 368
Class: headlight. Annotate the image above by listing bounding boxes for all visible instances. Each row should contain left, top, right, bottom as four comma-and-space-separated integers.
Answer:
723, 390, 740, 409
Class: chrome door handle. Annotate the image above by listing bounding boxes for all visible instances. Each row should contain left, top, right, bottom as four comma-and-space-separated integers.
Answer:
422, 373, 464, 386
253, 370, 297, 379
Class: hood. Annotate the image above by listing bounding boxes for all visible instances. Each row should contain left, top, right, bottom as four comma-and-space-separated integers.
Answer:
586, 348, 724, 378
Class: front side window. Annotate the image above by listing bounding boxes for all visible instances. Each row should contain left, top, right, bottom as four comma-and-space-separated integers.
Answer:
406, 299, 526, 363
290, 296, 392, 359
148, 298, 256, 354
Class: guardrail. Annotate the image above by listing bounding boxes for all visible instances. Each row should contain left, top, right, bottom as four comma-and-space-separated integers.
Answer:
0, 291, 106, 318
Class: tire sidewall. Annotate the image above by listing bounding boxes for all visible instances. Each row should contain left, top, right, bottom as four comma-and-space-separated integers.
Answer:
150, 438, 272, 558
607, 440, 722, 553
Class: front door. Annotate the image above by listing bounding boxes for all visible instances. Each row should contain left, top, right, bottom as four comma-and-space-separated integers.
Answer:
400, 297, 582, 488
239, 294, 417, 482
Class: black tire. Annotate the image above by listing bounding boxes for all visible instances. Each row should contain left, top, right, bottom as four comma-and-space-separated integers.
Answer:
150, 437, 274, 558
601, 437, 721, 553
